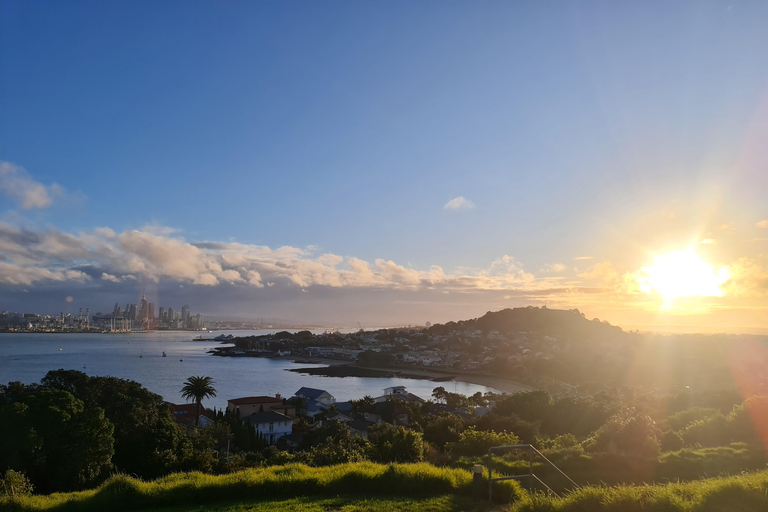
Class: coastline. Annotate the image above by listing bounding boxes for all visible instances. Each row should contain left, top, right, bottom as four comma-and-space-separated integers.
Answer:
273, 354, 536, 395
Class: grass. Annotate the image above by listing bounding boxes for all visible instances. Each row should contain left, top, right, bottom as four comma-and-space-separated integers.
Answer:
510, 469, 768, 512
0, 463, 521, 512
149, 496, 490, 512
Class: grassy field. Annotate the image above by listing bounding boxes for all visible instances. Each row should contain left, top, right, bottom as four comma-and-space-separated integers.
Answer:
147, 496, 490, 512
5, 463, 768, 512
0, 463, 519, 512
510, 469, 768, 512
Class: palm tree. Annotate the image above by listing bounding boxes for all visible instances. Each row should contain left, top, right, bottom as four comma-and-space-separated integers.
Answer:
181, 376, 217, 426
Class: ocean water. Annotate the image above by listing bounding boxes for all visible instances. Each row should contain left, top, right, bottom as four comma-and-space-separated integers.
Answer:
0, 331, 499, 410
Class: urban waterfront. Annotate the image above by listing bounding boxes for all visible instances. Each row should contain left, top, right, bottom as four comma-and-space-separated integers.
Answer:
0, 331, 500, 409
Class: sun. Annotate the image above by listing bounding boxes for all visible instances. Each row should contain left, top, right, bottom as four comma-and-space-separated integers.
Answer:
636, 247, 731, 302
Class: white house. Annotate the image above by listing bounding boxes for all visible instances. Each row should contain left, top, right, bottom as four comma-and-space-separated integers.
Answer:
245, 411, 293, 444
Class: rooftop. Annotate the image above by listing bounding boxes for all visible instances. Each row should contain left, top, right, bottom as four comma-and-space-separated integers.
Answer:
227, 395, 283, 405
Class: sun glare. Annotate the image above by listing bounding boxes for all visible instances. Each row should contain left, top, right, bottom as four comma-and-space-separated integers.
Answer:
637, 247, 731, 302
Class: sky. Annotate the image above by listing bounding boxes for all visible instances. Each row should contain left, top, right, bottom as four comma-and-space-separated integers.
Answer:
1, 1, 767, 332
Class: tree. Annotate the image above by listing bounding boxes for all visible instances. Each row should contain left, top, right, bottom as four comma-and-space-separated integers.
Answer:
181, 376, 217, 427
0, 386, 114, 492
42, 370, 189, 479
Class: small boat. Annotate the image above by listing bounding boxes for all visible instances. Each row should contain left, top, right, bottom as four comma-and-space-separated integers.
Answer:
139, 350, 143, 358
162, 351, 167, 357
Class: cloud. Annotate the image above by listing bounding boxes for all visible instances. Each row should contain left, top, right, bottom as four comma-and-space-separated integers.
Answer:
573, 256, 594, 261
444, 196, 475, 211
541, 263, 566, 273
101, 273, 122, 283
757, 220, 768, 229
0, 223, 550, 295
0, 162, 66, 210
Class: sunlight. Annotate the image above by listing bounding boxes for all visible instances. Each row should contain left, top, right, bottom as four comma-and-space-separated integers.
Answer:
636, 247, 731, 302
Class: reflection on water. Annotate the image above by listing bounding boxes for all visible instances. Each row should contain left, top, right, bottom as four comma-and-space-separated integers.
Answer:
0, 330, 499, 409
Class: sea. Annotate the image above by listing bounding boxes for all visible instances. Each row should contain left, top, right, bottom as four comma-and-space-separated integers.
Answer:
0, 330, 499, 410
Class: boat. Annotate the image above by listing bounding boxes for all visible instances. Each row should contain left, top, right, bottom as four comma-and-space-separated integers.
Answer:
162, 351, 167, 357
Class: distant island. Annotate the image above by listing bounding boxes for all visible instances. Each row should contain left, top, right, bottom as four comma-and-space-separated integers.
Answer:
210, 306, 767, 395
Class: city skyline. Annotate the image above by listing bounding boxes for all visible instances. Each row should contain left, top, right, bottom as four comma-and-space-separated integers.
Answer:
2, 2, 768, 333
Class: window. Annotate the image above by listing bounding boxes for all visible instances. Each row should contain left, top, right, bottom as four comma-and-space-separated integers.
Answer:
269, 422, 274, 432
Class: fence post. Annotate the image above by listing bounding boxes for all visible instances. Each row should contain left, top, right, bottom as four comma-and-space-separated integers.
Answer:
488, 448, 493, 502
472, 464, 484, 499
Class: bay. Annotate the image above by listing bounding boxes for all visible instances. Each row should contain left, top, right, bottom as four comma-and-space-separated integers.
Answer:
0, 331, 500, 410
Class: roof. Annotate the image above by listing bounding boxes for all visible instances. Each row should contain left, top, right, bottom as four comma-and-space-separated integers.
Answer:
166, 403, 213, 425
336, 401, 353, 412
389, 392, 426, 404
228, 396, 283, 405
295, 387, 333, 399
245, 411, 293, 425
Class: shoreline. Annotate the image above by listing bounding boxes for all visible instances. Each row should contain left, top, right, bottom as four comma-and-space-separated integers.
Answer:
274, 354, 536, 394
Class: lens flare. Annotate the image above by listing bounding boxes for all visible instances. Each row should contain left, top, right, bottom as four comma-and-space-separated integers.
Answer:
636, 247, 730, 301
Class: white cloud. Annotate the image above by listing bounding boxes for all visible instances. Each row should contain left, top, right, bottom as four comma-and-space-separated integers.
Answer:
541, 263, 566, 273
0, 223, 554, 294
444, 196, 476, 211
0, 162, 66, 210
757, 220, 768, 229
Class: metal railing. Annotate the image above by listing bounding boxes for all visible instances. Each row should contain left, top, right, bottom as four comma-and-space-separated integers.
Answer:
488, 444, 580, 502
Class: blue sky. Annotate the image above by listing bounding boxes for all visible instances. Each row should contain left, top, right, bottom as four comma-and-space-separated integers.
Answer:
2, 1, 767, 330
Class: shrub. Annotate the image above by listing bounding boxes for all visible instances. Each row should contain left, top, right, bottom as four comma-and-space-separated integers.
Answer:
368, 424, 426, 463
446, 427, 520, 457
666, 407, 720, 431
0, 470, 34, 498
660, 430, 684, 452
584, 408, 660, 458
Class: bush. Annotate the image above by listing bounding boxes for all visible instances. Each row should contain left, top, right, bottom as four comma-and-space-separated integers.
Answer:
660, 430, 684, 451
0, 470, 34, 498
368, 424, 426, 463
666, 407, 720, 431
446, 427, 520, 457
584, 408, 660, 458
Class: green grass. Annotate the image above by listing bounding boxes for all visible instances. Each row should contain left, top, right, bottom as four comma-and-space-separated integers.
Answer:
0, 463, 521, 512
149, 496, 490, 512
510, 469, 768, 512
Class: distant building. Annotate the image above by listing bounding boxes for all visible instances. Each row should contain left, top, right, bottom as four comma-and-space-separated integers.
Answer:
227, 395, 295, 418
245, 411, 293, 444
295, 387, 335, 406
166, 402, 213, 427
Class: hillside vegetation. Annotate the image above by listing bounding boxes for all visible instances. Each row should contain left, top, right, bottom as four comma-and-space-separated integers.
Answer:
0, 462, 521, 512
5, 463, 768, 512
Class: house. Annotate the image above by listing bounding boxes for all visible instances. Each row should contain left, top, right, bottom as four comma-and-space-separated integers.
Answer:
227, 395, 296, 418
245, 410, 293, 444
348, 419, 370, 439
324, 411, 352, 424
167, 403, 214, 427
383, 385, 408, 396
375, 386, 425, 406
360, 401, 410, 425
295, 387, 336, 406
